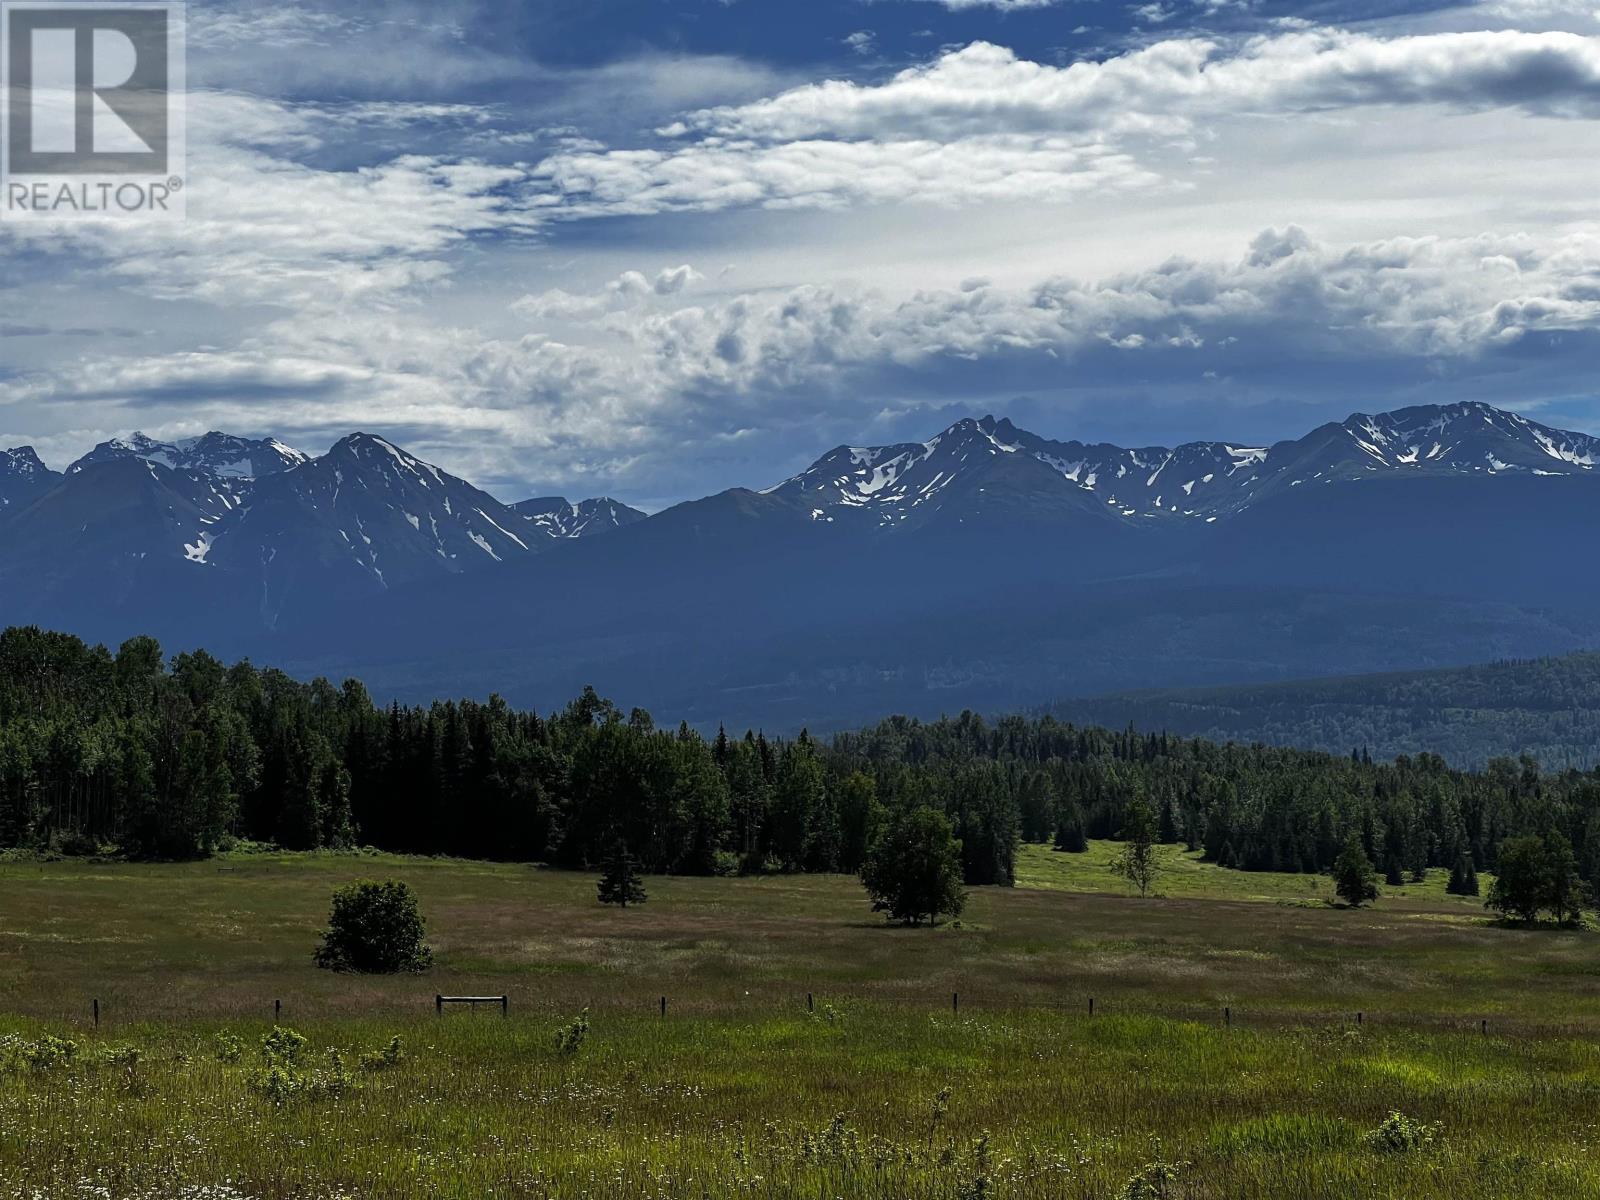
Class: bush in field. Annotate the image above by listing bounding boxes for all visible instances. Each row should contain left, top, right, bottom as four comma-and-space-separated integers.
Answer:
360, 1036, 404, 1072
314, 879, 432, 973
861, 807, 966, 926
1365, 1111, 1441, 1154
1333, 835, 1379, 908
247, 1026, 357, 1105
556, 1008, 590, 1056
1120, 1154, 1187, 1199
261, 1026, 307, 1067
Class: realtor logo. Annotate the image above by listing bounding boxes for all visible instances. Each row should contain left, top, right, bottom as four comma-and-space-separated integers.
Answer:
1, 2, 185, 220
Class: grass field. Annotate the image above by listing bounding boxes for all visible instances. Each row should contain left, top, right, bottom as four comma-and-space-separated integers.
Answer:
2, 842, 1598, 1198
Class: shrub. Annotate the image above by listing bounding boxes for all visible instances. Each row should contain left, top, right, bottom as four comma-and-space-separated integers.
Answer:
261, 1026, 307, 1068
556, 1008, 590, 1056
22, 1035, 78, 1072
360, 1035, 405, 1072
213, 1032, 245, 1063
314, 879, 432, 973
247, 1029, 358, 1106
1120, 1154, 1187, 1199
1364, 1110, 1442, 1154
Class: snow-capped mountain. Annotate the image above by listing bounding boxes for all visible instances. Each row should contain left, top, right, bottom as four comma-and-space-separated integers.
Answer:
69, 431, 311, 479
0, 446, 59, 509
212, 434, 541, 622
0, 429, 654, 635
513, 495, 647, 539
769, 402, 1600, 526
4, 400, 1600, 730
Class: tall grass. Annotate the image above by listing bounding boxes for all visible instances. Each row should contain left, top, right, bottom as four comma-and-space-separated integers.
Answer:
3, 851, 1598, 1197
1, 1009, 1596, 1198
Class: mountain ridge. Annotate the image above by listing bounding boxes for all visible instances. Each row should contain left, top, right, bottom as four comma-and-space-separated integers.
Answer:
4, 400, 1600, 731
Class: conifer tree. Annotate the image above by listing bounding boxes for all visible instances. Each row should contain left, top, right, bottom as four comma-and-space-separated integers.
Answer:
1446, 853, 1480, 896
1333, 834, 1379, 908
597, 842, 648, 908
1053, 802, 1088, 853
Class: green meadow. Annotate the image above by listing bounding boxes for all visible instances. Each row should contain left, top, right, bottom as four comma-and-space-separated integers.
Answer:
2, 843, 1598, 1198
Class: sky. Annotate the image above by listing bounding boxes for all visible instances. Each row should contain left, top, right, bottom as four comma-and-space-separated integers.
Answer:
5, 0, 1600, 508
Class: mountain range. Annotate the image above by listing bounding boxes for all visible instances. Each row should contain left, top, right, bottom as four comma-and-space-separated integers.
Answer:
2, 401, 1597, 730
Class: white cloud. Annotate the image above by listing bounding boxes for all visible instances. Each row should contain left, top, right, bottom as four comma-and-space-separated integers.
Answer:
844, 30, 877, 56
19, 224, 1600, 499
613, 227, 1600, 401
894, 0, 1065, 9
673, 31, 1600, 143
521, 30, 1600, 224
12, 18, 1600, 502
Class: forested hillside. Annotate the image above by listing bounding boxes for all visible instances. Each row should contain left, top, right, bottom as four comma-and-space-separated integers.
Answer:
1052, 653, 1600, 770
5, 626, 1600, 894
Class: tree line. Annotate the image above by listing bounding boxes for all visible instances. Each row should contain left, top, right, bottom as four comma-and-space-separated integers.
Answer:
5, 627, 1600, 903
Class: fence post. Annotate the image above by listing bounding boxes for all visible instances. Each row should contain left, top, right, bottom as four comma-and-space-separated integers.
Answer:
1089, 997, 1095, 1017
807, 993, 814, 1013
660, 995, 667, 1018
952, 992, 959, 1014
501, 996, 508, 1018
274, 999, 281, 1022
1224, 1006, 1231, 1027
1357, 1011, 1363, 1026
92, 998, 99, 1028
436, 994, 443, 1016
1481, 1019, 1487, 1036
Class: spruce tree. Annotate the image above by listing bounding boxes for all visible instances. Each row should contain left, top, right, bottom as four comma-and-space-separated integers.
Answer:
1333, 835, 1379, 908
1446, 853, 1479, 896
597, 843, 648, 908
1053, 804, 1088, 853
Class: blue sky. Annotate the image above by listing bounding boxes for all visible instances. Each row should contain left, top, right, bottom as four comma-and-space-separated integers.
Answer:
5, 0, 1600, 508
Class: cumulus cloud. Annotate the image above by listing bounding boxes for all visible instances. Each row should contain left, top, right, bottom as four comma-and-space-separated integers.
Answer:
613, 228, 1600, 402
672, 31, 1600, 143
12, 19, 1600, 500
512, 265, 705, 319
893, 0, 1066, 8
844, 30, 877, 56
20, 224, 1600, 498
523, 30, 1600, 222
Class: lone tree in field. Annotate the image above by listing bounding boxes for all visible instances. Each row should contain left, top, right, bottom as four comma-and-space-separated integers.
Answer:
1446, 853, 1480, 897
314, 879, 432, 973
861, 807, 966, 926
1333, 835, 1379, 908
1487, 835, 1547, 923
597, 843, 648, 908
1486, 832, 1583, 925
1111, 794, 1160, 898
